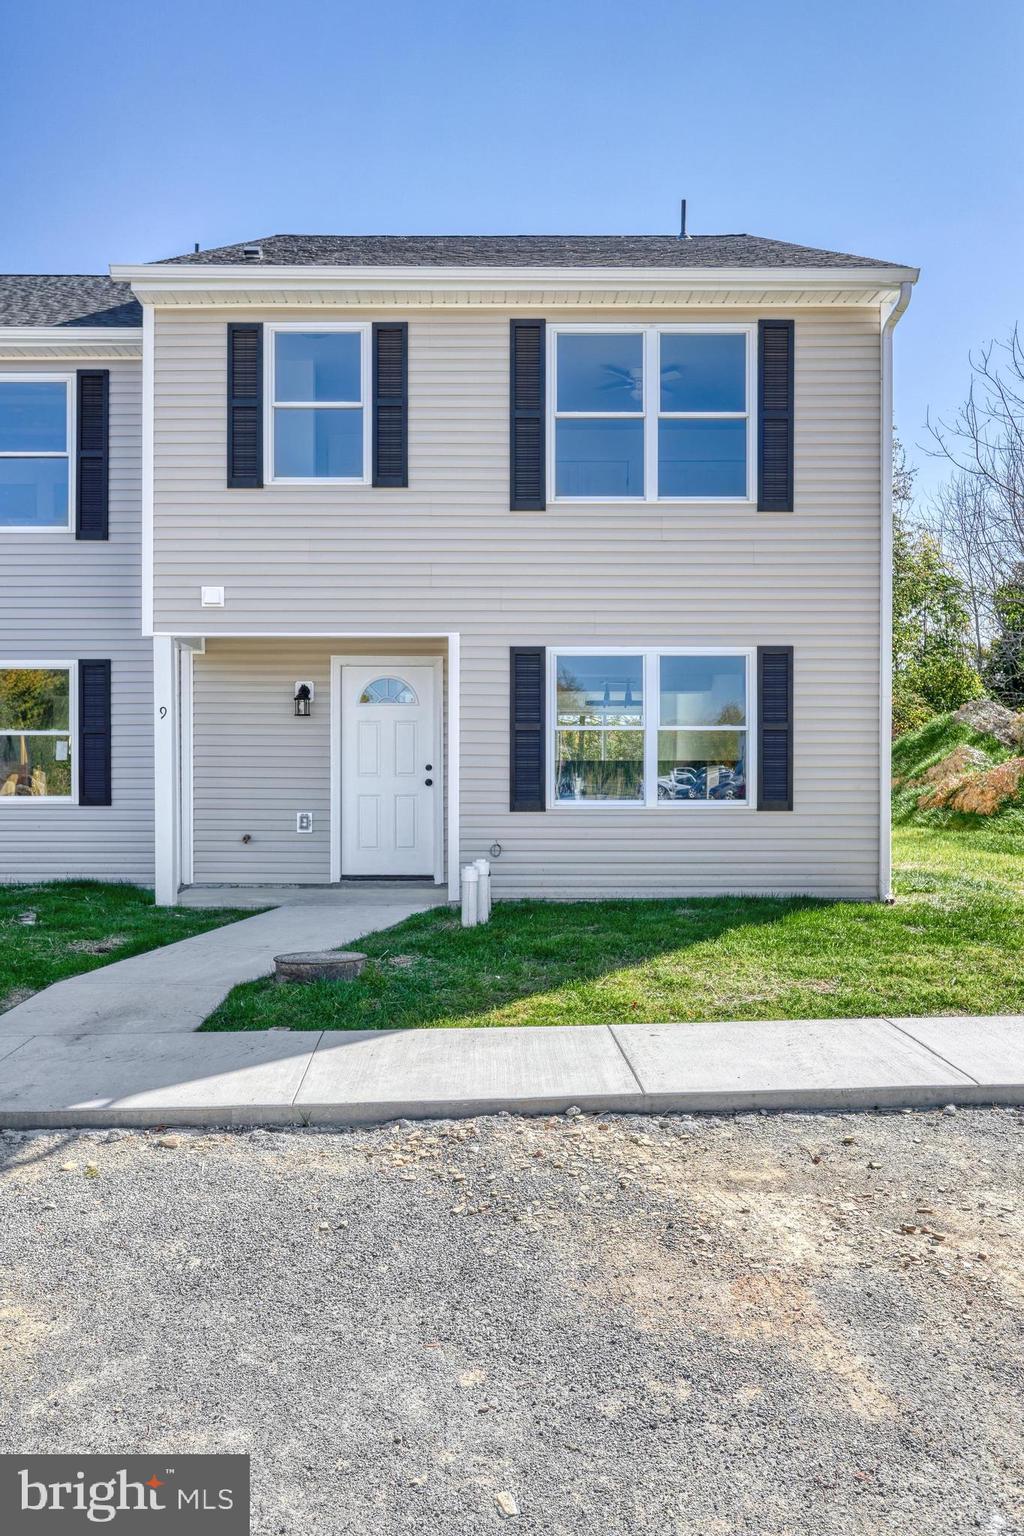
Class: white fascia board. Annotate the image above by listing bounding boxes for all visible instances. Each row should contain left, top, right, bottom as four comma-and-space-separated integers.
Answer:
0, 326, 143, 341
110, 262, 920, 300
0, 326, 142, 356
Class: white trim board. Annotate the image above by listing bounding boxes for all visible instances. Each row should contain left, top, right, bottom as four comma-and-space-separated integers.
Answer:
141, 303, 155, 635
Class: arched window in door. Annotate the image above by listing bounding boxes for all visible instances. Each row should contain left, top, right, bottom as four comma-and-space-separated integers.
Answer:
358, 676, 418, 705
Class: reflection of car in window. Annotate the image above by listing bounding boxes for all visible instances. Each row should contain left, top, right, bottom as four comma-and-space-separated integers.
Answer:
657, 765, 746, 800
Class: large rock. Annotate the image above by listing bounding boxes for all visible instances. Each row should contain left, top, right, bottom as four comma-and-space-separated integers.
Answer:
952, 697, 1023, 747
274, 951, 367, 984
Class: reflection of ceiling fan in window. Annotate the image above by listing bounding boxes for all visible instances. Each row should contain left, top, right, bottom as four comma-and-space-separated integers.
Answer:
598, 364, 642, 404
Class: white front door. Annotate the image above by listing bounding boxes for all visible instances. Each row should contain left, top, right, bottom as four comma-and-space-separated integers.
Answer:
340, 664, 437, 877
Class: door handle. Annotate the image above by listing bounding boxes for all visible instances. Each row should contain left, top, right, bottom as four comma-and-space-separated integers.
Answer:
424, 778, 433, 787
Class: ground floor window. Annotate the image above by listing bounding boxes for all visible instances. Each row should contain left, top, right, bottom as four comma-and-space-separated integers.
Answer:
551, 648, 751, 807
0, 663, 75, 799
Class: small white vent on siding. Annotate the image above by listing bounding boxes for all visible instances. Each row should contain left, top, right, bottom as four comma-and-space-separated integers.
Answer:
201, 585, 225, 607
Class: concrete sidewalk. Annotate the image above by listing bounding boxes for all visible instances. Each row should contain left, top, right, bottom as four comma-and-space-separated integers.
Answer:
0, 1014, 1020, 1128
0, 885, 443, 1040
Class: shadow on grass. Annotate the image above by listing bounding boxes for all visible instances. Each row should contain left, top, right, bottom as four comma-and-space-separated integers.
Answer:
201, 892, 895, 1035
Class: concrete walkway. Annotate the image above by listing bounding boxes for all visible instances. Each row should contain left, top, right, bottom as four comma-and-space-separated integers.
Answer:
0, 884, 443, 1040
0, 1014, 1020, 1128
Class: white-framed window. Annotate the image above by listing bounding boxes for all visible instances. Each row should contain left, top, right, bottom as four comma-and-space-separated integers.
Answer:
0, 662, 77, 801
549, 648, 753, 809
548, 324, 755, 503
265, 322, 371, 485
0, 374, 74, 531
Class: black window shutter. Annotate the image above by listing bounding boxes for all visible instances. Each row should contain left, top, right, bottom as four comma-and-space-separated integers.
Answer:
75, 369, 109, 540
757, 318, 795, 512
227, 323, 263, 488
757, 646, 793, 811
510, 320, 546, 511
372, 321, 408, 487
78, 659, 112, 807
510, 647, 546, 811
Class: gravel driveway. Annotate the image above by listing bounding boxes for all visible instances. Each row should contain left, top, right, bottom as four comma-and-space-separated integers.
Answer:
1, 1107, 1022, 1535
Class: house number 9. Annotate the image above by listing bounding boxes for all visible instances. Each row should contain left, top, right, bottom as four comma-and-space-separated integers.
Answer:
159, 706, 167, 719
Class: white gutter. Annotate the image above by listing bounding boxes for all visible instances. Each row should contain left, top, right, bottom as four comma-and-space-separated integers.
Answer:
879, 279, 914, 901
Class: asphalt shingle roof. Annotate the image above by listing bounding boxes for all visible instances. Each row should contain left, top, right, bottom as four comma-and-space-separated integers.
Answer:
0, 275, 142, 329
157, 233, 905, 270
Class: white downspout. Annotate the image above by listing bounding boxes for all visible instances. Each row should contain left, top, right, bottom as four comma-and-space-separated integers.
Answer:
879, 279, 913, 901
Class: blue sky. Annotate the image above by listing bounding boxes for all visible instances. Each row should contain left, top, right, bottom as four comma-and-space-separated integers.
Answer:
2, 0, 1020, 499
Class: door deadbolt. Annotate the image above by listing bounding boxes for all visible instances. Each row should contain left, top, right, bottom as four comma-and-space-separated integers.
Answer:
425, 763, 433, 771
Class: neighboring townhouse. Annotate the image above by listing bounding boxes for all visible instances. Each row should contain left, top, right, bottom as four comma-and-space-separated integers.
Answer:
1, 232, 917, 905
0, 275, 152, 882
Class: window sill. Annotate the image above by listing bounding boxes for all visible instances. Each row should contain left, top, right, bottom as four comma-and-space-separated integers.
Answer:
266, 477, 370, 488
547, 496, 756, 507
0, 796, 77, 805
548, 800, 753, 811
0, 524, 72, 534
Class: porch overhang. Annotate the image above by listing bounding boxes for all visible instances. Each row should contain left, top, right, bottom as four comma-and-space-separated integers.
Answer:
152, 632, 461, 907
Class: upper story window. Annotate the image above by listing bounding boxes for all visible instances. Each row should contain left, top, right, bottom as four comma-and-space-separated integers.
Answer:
268, 324, 370, 484
550, 326, 753, 503
0, 664, 75, 800
0, 377, 73, 530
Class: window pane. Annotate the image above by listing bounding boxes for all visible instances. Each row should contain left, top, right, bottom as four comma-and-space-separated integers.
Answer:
660, 333, 746, 412
0, 734, 72, 797
0, 458, 69, 527
659, 655, 746, 727
555, 419, 643, 498
657, 730, 746, 801
557, 333, 643, 413
556, 654, 643, 726
0, 381, 67, 453
0, 667, 70, 730
275, 332, 361, 402
274, 407, 363, 478
556, 730, 644, 802
359, 677, 418, 704
658, 419, 746, 498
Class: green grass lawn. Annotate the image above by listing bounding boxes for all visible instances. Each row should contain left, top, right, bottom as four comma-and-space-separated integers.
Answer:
202, 817, 1024, 1033
0, 882, 252, 1013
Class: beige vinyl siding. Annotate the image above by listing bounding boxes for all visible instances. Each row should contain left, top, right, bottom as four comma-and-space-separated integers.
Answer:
156, 307, 880, 898
0, 358, 153, 884
193, 637, 446, 884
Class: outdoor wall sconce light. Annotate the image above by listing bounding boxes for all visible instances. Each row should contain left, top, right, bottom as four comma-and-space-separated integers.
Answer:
293, 681, 314, 718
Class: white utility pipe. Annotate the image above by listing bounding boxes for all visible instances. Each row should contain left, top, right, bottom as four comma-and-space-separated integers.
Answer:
460, 864, 479, 927
473, 858, 491, 922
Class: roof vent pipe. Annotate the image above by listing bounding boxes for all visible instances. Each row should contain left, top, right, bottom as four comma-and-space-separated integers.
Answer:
678, 200, 691, 239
